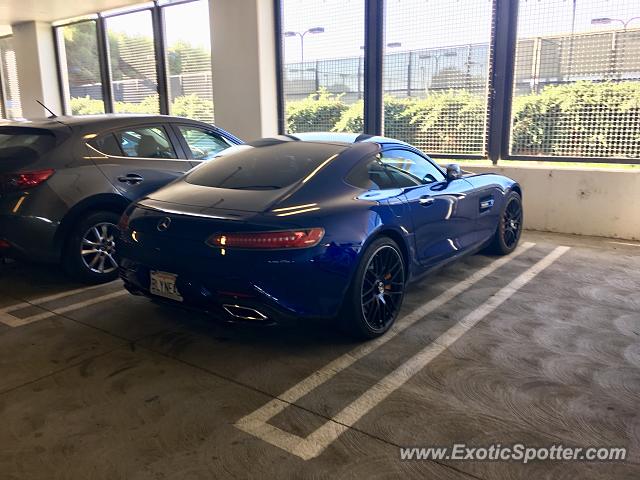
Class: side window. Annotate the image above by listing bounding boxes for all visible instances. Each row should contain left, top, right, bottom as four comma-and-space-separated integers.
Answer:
178, 126, 231, 161
380, 149, 445, 187
112, 126, 177, 159
345, 155, 399, 190
89, 133, 122, 156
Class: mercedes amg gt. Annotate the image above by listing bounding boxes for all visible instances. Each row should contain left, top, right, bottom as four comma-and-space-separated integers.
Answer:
117, 133, 523, 339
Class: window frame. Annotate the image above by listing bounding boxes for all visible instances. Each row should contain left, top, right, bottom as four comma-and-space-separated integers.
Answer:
103, 8, 162, 115
344, 153, 401, 191
87, 123, 190, 161
169, 123, 237, 161
53, 0, 209, 117
344, 145, 445, 191
379, 147, 446, 187
54, 19, 105, 116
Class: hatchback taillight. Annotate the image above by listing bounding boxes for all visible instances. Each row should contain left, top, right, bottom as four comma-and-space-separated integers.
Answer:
207, 228, 325, 249
0, 169, 55, 192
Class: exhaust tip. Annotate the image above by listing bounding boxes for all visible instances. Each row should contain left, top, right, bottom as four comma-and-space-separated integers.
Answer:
223, 304, 268, 321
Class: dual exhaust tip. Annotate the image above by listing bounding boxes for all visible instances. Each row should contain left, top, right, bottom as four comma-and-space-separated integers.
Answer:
222, 304, 268, 321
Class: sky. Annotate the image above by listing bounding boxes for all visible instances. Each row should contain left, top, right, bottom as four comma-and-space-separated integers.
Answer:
281, 0, 640, 62
99, 0, 640, 62
106, 0, 211, 50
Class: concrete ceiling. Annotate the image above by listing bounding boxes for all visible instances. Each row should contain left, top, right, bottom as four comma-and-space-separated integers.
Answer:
0, 0, 148, 32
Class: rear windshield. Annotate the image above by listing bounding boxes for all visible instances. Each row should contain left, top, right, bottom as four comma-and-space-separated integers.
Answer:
0, 127, 56, 161
186, 142, 345, 190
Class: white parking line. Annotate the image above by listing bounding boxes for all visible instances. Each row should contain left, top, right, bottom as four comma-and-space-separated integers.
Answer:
236, 244, 569, 460
0, 282, 123, 327
0, 282, 117, 314
0, 290, 128, 327
236, 242, 534, 434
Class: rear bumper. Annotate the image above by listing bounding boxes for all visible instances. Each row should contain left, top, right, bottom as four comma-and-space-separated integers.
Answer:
0, 213, 59, 262
120, 267, 301, 326
117, 241, 358, 323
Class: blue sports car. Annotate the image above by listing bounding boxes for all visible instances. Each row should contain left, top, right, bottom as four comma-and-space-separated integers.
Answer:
117, 133, 523, 339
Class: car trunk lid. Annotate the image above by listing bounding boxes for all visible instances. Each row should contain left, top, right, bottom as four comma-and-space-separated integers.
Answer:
146, 178, 299, 214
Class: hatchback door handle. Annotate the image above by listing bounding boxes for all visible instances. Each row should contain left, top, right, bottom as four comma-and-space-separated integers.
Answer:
117, 174, 144, 184
418, 196, 434, 206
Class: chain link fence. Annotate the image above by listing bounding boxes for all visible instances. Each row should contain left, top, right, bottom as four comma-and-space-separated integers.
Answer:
510, 0, 640, 159
280, 0, 640, 162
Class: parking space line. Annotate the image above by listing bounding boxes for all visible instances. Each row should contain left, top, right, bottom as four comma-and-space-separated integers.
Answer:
236, 242, 564, 459
237, 243, 534, 425
0, 282, 117, 314
0, 289, 127, 327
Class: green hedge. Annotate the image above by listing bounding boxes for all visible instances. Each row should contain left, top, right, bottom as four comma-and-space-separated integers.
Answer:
286, 81, 640, 158
396, 91, 485, 153
288, 91, 485, 154
285, 88, 348, 133
511, 81, 640, 158
69, 94, 213, 121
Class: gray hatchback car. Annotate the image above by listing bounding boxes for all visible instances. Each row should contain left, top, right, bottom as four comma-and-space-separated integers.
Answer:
0, 114, 242, 283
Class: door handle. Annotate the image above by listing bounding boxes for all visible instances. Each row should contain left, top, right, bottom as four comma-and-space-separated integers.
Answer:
117, 174, 144, 184
418, 196, 434, 206
480, 197, 494, 212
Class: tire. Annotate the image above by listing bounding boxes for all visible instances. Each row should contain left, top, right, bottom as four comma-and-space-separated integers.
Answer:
63, 211, 121, 284
340, 237, 406, 340
486, 191, 523, 255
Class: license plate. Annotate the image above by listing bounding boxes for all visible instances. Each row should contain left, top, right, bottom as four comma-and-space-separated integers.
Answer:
149, 270, 183, 302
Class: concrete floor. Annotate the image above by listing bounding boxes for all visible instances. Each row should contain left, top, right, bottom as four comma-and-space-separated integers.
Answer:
0, 231, 639, 479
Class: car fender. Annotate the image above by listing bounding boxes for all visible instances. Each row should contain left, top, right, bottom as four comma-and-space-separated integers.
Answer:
54, 192, 131, 257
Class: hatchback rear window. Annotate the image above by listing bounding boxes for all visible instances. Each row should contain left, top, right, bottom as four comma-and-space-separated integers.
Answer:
186, 142, 345, 190
0, 127, 56, 161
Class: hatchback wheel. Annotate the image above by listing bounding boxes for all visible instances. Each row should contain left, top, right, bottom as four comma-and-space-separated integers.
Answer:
341, 237, 406, 339
64, 211, 121, 283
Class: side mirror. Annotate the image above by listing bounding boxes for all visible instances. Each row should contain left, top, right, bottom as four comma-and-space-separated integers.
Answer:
446, 163, 463, 181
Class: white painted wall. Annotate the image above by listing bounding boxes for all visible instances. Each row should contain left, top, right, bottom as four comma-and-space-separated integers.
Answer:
12, 21, 62, 118
209, 0, 278, 141
463, 165, 640, 241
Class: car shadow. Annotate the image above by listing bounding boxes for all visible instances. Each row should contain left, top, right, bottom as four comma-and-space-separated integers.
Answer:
0, 258, 90, 299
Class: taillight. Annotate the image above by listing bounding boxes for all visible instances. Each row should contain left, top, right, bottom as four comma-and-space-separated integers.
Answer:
1, 169, 55, 192
208, 228, 325, 250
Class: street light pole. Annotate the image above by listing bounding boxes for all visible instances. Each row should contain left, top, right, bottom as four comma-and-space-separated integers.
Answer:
591, 16, 640, 30
591, 17, 640, 80
284, 27, 325, 79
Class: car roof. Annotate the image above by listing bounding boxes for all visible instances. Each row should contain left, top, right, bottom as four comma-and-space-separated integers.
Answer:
0, 114, 208, 131
290, 132, 411, 147
249, 132, 412, 149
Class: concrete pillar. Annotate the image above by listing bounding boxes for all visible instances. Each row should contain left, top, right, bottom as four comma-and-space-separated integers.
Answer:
12, 21, 62, 119
209, 0, 278, 141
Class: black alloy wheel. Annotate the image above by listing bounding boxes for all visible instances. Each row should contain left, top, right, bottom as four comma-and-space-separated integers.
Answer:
487, 191, 523, 255
502, 196, 523, 249
341, 237, 406, 340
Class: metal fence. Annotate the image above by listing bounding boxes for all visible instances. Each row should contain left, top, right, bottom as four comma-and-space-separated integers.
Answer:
70, 72, 213, 106
279, 0, 640, 163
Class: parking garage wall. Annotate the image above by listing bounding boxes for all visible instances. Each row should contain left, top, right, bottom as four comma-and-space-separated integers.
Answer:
465, 164, 640, 240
